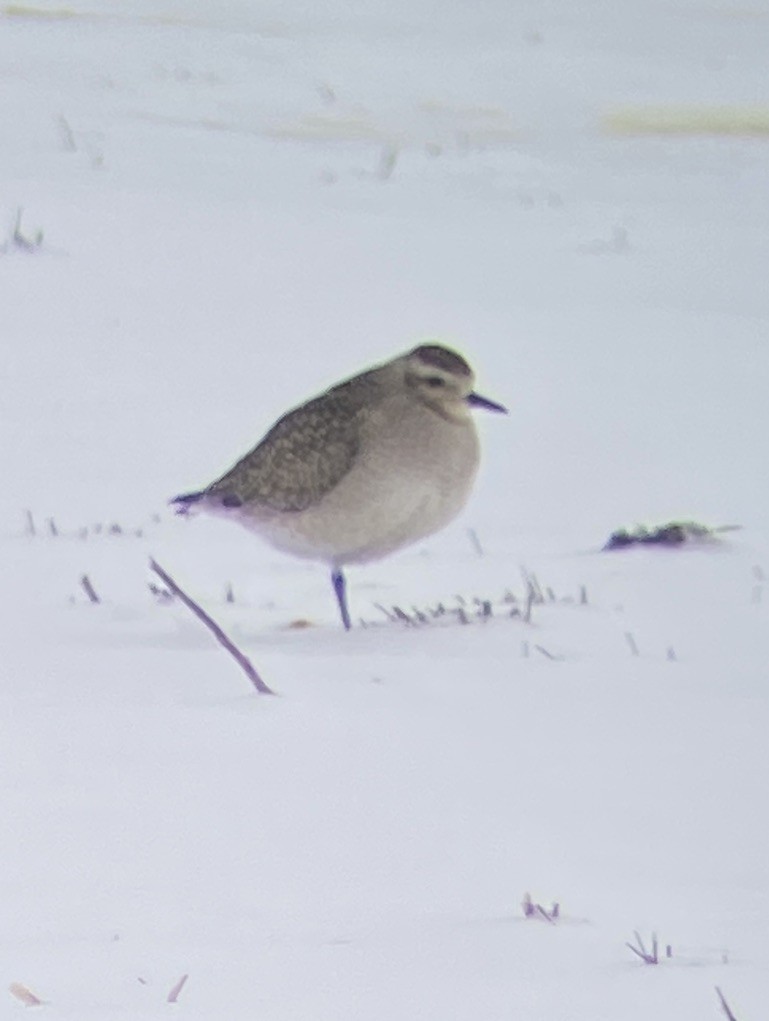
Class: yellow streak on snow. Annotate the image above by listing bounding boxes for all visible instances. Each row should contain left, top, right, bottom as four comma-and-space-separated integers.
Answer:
1, 5, 203, 26
3, 4, 80, 17
603, 105, 769, 138
266, 113, 386, 144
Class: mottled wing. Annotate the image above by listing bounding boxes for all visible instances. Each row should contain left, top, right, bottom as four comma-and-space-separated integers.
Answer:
207, 378, 375, 512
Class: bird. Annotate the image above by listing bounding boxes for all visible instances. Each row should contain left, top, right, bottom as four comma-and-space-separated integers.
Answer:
172, 343, 507, 629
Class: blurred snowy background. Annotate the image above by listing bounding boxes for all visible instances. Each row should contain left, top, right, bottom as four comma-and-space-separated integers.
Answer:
2, 1, 768, 1018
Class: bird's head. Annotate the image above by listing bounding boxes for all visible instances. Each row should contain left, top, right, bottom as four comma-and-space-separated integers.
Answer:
402, 344, 507, 421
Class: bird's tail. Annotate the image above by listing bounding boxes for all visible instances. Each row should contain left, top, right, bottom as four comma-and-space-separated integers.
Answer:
170, 490, 205, 516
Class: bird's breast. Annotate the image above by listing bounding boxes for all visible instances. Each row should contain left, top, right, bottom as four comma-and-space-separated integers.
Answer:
308, 407, 480, 563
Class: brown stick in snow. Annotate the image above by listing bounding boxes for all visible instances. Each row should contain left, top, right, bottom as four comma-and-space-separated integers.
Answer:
9, 983, 44, 1006
167, 973, 189, 1003
716, 987, 739, 1021
80, 574, 101, 604
148, 559, 275, 696
624, 632, 640, 657
534, 644, 560, 661
625, 930, 660, 964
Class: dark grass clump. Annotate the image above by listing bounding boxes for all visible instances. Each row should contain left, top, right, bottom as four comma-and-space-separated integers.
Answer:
371, 571, 586, 632
604, 520, 739, 551
625, 930, 672, 964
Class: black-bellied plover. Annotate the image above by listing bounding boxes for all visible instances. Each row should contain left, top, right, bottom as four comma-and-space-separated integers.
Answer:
173, 343, 506, 629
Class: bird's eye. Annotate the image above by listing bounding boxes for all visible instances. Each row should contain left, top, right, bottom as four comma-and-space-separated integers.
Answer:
425, 376, 445, 388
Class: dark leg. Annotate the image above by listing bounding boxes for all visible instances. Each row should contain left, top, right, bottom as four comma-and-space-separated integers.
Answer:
331, 568, 352, 631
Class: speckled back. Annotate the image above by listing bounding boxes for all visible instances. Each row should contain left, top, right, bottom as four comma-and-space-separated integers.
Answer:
207, 372, 382, 512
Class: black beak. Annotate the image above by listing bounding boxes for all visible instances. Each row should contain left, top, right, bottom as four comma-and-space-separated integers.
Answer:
467, 391, 508, 414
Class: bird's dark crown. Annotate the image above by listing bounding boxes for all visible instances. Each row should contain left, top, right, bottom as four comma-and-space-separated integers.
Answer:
410, 344, 472, 378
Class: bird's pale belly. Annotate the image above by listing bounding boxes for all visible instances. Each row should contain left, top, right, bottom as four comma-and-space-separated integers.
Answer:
235, 425, 480, 566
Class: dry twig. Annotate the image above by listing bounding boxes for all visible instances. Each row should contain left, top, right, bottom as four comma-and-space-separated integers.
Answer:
523, 583, 535, 624
80, 573, 101, 604
467, 528, 484, 556
167, 973, 189, 1004
9, 982, 44, 1006
374, 602, 397, 622
624, 632, 640, 657
716, 987, 739, 1021
625, 930, 663, 964
392, 605, 416, 625
522, 892, 560, 922
534, 644, 560, 661
148, 559, 274, 696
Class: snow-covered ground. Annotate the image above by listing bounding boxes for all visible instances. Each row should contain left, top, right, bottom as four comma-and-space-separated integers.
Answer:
2, 1, 769, 1017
